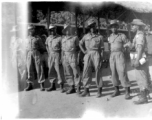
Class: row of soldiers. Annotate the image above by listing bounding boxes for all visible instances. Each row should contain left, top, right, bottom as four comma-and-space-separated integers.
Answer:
12, 18, 152, 105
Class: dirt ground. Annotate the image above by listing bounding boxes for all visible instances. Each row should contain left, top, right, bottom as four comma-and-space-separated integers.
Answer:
2, 61, 152, 119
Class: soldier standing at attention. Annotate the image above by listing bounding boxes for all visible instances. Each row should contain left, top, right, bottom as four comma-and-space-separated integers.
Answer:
108, 20, 131, 99
24, 25, 45, 91
62, 24, 81, 94
129, 19, 152, 104
79, 19, 104, 98
45, 25, 65, 93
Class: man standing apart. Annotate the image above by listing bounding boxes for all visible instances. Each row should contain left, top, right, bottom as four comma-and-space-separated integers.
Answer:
62, 24, 81, 94
79, 19, 104, 97
108, 20, 131, 99
25, 25, 45, 91
130, 19, 152, 104
45, 25, 64, 93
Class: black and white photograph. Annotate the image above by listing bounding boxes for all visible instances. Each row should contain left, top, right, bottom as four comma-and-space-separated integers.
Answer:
1, 0, 152, 119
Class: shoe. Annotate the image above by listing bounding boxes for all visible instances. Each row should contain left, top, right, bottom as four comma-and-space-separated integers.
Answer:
134, 90, 148, 104
46, 83, 56, 91
60, 83, 65, 93
80, 87, 90, 97
66, 85, 76, 94
24, 83, 33, 91
111, 86, 120, 97
97, 87, 102, 98
125, 87, 131, 99
40, 83, 45, 91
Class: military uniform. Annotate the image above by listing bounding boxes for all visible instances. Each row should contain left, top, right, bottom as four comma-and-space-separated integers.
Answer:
45, 35, 63, 84
132, 31, 151, 90
26, 35, 45, 84
108, 33, 130, 88
80, 33, 104, 88
62, 36, 80, 87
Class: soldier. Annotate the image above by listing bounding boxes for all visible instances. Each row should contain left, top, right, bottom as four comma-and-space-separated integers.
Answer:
45, 24, 64, 92
79, 19, 104, 97
108, 20, 131, 99
24, 25, 45, 91
129, 19, 152, 104
62, 24, 81, 94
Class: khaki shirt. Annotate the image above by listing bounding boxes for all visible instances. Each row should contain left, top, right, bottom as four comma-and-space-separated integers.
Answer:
133, 31, 146, 52
108, 33, 128, 51
80, 33, 104, 51
45, 35, 62, 52
27, 35, 45, 51
62, 36, 79, 52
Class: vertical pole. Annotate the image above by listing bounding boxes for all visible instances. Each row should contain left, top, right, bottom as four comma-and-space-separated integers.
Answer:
97, 12, 100, 34
75, 11, 78, 36
47, 5, 50, 35
83, 14, 85, 34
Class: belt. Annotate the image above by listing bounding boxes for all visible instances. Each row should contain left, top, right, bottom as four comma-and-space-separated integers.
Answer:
111, 49, 123, 52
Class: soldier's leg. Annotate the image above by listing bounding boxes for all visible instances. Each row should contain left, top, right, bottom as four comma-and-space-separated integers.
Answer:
54, 53, 65, 93
46, 54, 57, 91
34, 51, 45, 90
80, 54, 92, 97
110, 52, 120, 97
116, 52, 131, 99
24, 51, 34, 91
110, 52, 120, 86
93, 52, 103, 97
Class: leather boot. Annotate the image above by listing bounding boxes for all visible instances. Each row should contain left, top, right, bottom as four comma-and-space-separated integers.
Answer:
111, 86, 120, 97
60, 83, 65, 93
80, 87, 90, 97
66, 85, 76, 94
125, 87, 131, 99
76, 85, 81, 95
134, 90, 148, 105
97, 87, 102, 98
46, 83, 56, 91
40, 83, 45, 91
24, 83, 33, 91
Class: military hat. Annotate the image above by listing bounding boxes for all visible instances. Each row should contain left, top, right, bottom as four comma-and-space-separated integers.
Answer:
10, 25, 18, 32
131, 19, 146, 26
49, 24, 56, 30
87, 18, 97, 28
62, 24, 71, 34
108, 19, 119, 28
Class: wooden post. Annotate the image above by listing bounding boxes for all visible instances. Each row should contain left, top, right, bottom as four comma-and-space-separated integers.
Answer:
47, 5, 50, 35
75, 11, 78, 36
83, 14, 85, 34
97, 12, 100, 34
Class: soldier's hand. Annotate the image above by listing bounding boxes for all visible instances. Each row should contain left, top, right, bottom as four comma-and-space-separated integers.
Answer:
84, 51, 88, 54
134, 60, 140, 68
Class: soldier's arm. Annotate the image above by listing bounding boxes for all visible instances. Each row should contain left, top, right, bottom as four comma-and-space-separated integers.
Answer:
100, 36, 104, 57
75, 36, 80, 52
79, 35, 86, 54
135, 34, 145, 61
45, 38, 50, 54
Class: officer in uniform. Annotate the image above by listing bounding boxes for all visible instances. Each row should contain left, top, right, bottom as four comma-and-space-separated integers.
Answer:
108, 20, 131, 99
45, 24, 64, 92
62, 24, 81, 94
79, 19, 104, 97
129, 19, 152, 104
24, 25, 46, 91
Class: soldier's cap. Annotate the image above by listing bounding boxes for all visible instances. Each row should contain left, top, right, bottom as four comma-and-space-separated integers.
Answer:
131, 19, 146, 26
49, 24, 56, 30
28, 25, 35, 30
10, 25, 18, 32
108, 19, 119, 28
87, 18, 97, 28
62, 24, 71, 34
